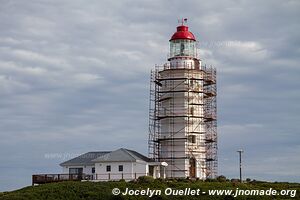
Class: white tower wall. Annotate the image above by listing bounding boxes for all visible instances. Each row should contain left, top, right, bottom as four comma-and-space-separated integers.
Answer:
157, 58, 207, 179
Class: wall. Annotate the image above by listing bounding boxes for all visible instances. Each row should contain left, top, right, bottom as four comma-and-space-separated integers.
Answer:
62, 165, 94, 174
94, 161, 148, 181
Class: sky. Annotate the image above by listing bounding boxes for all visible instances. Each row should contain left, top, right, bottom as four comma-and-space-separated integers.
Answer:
0, 0, 299, 192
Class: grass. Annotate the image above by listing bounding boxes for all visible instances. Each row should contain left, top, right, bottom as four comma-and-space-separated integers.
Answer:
0, 178, 299, 200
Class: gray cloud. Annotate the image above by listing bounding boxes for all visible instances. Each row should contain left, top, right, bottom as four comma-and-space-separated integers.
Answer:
0, 0, 299, 191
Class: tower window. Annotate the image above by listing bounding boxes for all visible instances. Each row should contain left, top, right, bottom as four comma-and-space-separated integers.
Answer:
190, 80, 194, 87
188, 135, 196, 143
106, 165, 111, 172
190, 107, 194, 115
119, 165, 123, 172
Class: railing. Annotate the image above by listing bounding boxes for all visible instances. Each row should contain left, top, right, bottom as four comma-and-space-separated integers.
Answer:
163, 62, 199, 70
160, 63, 216, 73
32, 173, 150, 185
32, 174, 86, 185
93, 173, 148, 181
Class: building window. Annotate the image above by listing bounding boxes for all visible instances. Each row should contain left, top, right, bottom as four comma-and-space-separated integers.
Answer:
69, 168, 83, 174
106, 165, 111, 172
119, 165, 123, 172
92, 167, 95, 173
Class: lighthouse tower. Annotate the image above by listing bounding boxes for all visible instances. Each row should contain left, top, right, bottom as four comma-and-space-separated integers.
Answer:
148, 20, 217, 179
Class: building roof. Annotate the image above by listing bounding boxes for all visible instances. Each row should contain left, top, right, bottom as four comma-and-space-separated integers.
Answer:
60, 151, 110, 166
92, 148, 153, 163
170, 25, 196, 41
60, 148, 152, 166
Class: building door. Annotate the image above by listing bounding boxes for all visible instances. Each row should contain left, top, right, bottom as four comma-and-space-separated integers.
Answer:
149, 166, 154, 177
69, 168, 83, 180
189, 158, 196, 178
77, 168, 83, 180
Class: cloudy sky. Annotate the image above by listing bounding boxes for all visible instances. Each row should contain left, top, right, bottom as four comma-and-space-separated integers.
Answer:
0, 0, 299, 191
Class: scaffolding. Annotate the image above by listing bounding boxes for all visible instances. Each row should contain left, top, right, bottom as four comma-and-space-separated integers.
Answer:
148, 62, 217, 179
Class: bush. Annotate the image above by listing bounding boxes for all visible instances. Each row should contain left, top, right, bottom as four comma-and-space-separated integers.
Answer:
176, 178, 190, 182
216, 175, 227, 182
231, 178, 240, 183
137, 176, 154, 183
166, 178, 177, 182
251, 179, 258, 184
205, 178, 217, 182
154, 178, 165, 183
1, 179, 300, 200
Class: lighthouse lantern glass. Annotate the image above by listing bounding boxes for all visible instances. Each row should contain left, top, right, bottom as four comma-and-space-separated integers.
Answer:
170, 39, 196, 58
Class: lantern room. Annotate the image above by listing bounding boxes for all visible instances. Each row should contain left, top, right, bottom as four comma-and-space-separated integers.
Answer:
169, 25, 197, 59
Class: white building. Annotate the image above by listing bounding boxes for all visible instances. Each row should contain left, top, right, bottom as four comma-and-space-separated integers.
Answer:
60, 148, 163, 181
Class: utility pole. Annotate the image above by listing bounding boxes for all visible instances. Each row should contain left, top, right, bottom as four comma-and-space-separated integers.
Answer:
237, 149, 243, 183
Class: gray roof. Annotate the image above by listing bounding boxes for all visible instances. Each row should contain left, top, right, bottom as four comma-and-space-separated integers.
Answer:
92, 148, 153, 163
60, 151, 110, 166
60, 148, 153, 166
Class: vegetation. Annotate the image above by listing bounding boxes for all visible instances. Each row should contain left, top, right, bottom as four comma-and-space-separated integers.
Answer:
0, 177, 299, 200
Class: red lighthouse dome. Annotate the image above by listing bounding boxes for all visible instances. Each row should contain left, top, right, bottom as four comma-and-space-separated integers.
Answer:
170, 25, 196, 41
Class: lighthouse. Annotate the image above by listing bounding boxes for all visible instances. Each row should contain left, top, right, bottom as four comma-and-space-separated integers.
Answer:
148, 19, 217, 179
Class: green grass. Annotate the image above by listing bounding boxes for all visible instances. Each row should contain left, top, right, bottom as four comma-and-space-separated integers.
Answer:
0, 179, 299, 200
